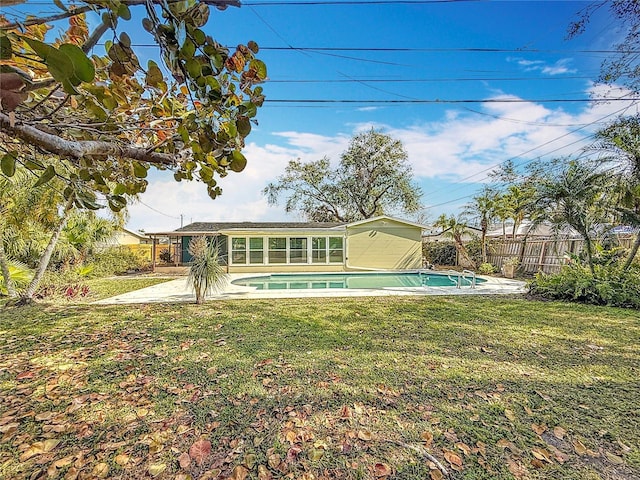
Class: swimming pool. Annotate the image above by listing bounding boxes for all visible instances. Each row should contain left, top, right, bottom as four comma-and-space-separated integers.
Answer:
231, 271, 485, 290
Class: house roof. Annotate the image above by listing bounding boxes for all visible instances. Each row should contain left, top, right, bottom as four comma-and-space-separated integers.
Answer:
345, 215, 427, 229
121, 228, 149, 240
148, 221, 347, 236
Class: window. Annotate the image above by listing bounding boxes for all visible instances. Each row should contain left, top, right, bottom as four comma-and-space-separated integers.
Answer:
311, 237, 327, 263
268, 238, 286, 263
329, 237, 344, 263
249, 237, 264, 264
231, 237, 246, 264
289, 237, 307, 263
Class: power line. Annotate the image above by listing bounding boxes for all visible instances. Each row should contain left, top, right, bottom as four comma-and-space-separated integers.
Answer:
264, 97, 640, 104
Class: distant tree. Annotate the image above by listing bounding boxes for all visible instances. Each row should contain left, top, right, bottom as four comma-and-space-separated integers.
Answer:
264, 129, 422, 222
464, 187, 498, 263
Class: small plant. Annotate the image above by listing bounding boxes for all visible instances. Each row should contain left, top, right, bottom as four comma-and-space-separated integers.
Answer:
504, 257, 520, 266
187, 236, 228, 304
478, 262, 497, 275
159, 248, 174, 264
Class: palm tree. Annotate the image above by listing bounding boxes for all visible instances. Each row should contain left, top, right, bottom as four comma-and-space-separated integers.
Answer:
533, 160, 613, 274
187, 236, 228, 304
592, 115, 640, 269
434, 214, 476, 269
465, 187, 498, 264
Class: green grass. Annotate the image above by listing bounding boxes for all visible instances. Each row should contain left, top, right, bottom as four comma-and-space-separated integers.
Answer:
0, 295, 638, 479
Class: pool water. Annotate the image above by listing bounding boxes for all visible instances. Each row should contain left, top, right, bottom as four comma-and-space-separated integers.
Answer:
232, 272, 485, 290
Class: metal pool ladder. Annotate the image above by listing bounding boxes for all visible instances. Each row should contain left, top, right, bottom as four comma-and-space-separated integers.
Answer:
439, 269, 477, 289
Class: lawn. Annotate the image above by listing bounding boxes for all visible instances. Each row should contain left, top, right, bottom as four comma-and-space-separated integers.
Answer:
0, 295, 638, 480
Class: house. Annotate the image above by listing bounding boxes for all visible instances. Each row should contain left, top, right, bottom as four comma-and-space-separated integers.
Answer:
147, 215, 425, 273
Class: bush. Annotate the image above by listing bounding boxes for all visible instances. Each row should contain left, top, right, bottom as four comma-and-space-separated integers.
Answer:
85, 247, 151, 278
478, 263, 497, 275
529, 263, 640, 309
159, 248, 173, 264
423, 241, 457, 266
35, 270, 89, 299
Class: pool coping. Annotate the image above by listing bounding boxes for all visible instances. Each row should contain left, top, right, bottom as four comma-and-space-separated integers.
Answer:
94, 271, 527, 305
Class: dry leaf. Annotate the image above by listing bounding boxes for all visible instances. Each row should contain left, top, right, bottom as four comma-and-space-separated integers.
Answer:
148, 463, 166, 477
504, 409, 516, 421
430, 470, 444, 480
605, 452, 624, 465
189, 438, 212, 465
531, 423, 546, 435
91, 463, 109, 478
553, 426, 566, 439
507, 459, 528, 478
178, 451, 191, 469
358, 429, 373, 441
573, 439, 588, 455
421, 431, 434, 448
229, 465, 249, 480
444, 450, 463, 467
531, 447, 553, 463
257, 464, 273, 480
114, 453, 129, 466
456, 442, 471, 456
374, 462, 392, 477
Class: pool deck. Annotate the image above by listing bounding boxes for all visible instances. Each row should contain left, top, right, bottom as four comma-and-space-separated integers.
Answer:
94, 272, 527, 305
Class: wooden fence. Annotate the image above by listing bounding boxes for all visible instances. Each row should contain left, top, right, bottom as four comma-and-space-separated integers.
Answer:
485, 237, 635, 274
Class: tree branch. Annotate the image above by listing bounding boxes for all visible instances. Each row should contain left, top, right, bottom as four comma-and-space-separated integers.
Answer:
1, 1, 241, 31
0, 112, 178, 166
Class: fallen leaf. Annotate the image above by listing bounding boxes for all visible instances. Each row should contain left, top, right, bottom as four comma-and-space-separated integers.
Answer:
553, 426, 566, 439
229, 465, 249, 480
178, 451, 191, 469
531, 423, 547, 435
507, 459, 529, 478
430, 470, 444, 480
421, 431, 434, 448
504, 409, 516, 421
244, 453, 257, 469
605, 452, 624, 465
573, 439, 588, 456
358, 429, 373, 441
148, 463, 166, 477
267, 452, 281, 469
189, 438, 212, 465
531, 447, 553, 463
308, 447, 324, 461
90, 463, 109, 478
373, 462, 392, 477
535, 390, 551, 401
444, 450, 463, 467
114, 453, 129, 466
257, 464, 273, 480
456, 442, 471, 456
340, 405, 353, 419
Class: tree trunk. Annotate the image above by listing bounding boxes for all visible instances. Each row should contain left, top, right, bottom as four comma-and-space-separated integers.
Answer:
623, 232, 640, 270
19, 196, 74, 303
0, 228, 17, 298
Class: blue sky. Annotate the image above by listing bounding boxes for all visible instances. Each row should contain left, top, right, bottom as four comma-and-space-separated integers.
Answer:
8, 1, 639, 230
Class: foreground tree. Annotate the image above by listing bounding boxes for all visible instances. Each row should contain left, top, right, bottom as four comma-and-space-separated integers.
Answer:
591, 115, 640, 269
0, 0, 266, 302
264, 130, 422, 222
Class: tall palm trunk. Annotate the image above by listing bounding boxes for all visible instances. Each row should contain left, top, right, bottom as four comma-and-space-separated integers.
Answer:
623, 232, 640, 270
19, 196, 74, 304
0, 228, 17, 298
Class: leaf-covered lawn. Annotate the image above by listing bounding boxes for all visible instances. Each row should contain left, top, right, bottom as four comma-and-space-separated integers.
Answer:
0, 296, 638, 479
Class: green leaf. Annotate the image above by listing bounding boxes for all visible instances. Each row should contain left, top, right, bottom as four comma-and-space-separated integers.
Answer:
33, 165, 56, 187
142, 18, 154, 32
185, 58, 201, 78
145, 60, 164, 87
133, 162, 148, 178
59, 43, 95, 83
237, 116, 251, 137
249, 59, 267, 81
229, 151, 247, 173
108, 195, 127, 212
117, 3, 131, 20
113, 184, 127, 195
1, 153, 16, 177
119, 32, 131, 48
180, 38, 196, 59
200, 165, 213, 182
0, 34, 12, 60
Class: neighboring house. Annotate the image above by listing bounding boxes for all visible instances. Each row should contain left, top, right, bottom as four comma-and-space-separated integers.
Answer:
98, 228, 152, 247
147, 215, 425, 273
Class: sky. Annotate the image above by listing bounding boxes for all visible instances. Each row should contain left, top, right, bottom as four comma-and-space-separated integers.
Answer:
7, 0, 640, 231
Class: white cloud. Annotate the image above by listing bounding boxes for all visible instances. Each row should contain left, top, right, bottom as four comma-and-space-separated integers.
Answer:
508, 57, 577, 75
126, 84, 640, 231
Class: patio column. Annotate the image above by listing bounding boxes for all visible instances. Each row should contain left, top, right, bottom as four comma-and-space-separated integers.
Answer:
151, 237, 157, 273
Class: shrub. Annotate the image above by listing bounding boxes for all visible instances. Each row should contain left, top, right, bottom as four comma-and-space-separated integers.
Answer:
478, 263, 497, 275
187, 236, 228, 304
35, 270, 89, 299
159, 248, 174, 264
423, 241, 457, 266
86, 247, 151, 277
529, 263, 640, 309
